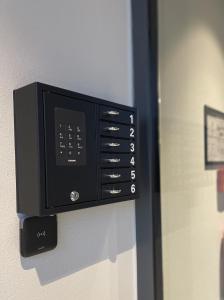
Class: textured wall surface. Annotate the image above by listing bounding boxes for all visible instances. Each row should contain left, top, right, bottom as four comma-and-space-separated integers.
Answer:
0, 1, 137, 299
159, 0, 224, 299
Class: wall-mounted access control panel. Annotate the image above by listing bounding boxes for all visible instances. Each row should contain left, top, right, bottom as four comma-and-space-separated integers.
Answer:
14, 82, 138, 217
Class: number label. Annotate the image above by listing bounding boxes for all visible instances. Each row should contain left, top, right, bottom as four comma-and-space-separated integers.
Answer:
130, 156, 135, 166
130, 127, 135, 138
130, 114, 134, 124
131, 184, 136, 194
130, 142, 135, 152
131, 170, 136, 180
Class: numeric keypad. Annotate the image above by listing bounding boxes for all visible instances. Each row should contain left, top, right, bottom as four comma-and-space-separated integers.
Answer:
55, 108, 86, 166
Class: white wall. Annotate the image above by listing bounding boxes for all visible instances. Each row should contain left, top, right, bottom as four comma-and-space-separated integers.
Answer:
0, 1, 137, 299
159, 0, 224, 299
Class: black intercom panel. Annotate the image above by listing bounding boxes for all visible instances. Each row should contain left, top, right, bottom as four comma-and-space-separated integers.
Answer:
14, 82, 138, 216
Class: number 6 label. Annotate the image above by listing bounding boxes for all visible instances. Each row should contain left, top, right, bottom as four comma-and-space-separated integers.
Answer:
131, 184, 136, 194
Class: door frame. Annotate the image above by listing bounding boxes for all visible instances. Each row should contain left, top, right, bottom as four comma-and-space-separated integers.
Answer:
132, 0, 163, 299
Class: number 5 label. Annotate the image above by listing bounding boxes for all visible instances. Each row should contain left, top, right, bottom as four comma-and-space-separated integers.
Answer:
131, 170, 136, 180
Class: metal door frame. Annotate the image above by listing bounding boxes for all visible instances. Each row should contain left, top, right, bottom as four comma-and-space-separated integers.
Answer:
132, 1, 163, 299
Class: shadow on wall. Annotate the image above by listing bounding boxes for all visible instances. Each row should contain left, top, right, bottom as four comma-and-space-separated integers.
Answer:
20, 201, 136, 285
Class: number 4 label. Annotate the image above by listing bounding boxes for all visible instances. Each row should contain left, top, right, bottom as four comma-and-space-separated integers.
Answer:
130, 156, 135, 166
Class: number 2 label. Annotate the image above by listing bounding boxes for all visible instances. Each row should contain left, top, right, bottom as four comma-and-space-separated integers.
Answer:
130, 128, 134, 138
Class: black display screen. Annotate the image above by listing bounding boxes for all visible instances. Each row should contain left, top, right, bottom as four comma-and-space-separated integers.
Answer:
55, 108, 86, 166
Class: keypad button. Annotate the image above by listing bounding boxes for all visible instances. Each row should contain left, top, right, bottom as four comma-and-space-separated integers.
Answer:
68, 150, 74, 157
68, 141, 74, 149
76, 134, 82, 141
57, 149, 64, 157
59, 141, 66, 149
58, 132, 65, 140
77, 142, 83, 150
68, 133, 73, 140
58, 123, 65, 131
67, 124, 73, 132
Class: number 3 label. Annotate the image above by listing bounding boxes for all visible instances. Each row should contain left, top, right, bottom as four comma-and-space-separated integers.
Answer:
130, 143, 135, 152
